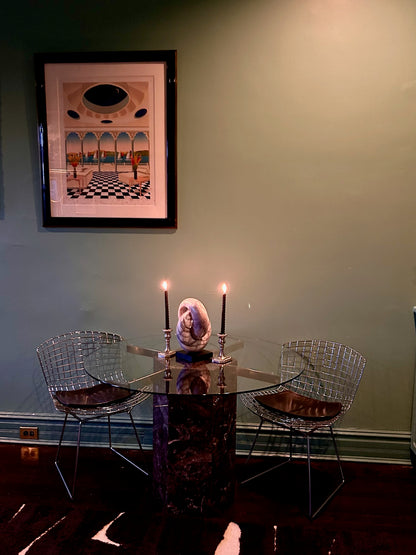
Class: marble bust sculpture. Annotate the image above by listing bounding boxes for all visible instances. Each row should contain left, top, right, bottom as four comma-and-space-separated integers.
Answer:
175, 298, 212, 352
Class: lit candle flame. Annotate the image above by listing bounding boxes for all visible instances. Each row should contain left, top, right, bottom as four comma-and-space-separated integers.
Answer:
162, 280, 168, 291
221, 283, 227, 295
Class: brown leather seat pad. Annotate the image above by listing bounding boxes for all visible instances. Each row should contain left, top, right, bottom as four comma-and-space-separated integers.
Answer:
255, 390, 342, 420
55, 383, 134, 408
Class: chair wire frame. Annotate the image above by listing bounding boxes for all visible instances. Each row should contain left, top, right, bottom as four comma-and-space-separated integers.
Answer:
241, 339, 366, 519
36, 330, 151, 499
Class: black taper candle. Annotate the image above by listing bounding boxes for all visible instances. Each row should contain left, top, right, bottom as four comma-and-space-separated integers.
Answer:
164, 289, 170, 329
221, 289, 226, 334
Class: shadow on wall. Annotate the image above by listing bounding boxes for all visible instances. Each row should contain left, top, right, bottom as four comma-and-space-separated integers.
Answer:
15, 369, 55, 413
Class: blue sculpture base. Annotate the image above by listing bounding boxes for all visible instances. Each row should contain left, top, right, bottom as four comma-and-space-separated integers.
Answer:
175, 349, 213, 363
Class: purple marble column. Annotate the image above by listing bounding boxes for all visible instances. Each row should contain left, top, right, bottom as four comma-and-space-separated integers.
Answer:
153, 393, 237, 514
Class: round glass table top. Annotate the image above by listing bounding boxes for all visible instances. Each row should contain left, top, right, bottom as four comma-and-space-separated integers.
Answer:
88, 335, 304, 396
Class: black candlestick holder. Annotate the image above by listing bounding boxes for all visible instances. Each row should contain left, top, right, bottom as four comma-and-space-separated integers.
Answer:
158, 328, 176, 358
212, 333, 232, 364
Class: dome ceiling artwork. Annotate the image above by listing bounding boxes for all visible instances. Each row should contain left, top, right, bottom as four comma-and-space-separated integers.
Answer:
63, 81, 149, 129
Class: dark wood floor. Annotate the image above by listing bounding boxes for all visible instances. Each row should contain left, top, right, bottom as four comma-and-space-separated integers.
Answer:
0, 443, 415, 554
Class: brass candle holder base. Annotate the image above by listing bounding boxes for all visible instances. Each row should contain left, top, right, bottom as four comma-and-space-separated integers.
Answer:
212, 333, 232, 364
158, 329, 176, 358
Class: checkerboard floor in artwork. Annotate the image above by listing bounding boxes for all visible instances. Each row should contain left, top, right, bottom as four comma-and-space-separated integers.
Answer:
67, 171, 151, 200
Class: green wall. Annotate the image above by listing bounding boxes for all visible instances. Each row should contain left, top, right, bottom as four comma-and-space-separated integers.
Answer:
1, 0, 416, 454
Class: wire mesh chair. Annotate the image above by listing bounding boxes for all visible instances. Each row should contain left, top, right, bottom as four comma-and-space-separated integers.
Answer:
36, 330, 151, 499
241, 339, 366, 518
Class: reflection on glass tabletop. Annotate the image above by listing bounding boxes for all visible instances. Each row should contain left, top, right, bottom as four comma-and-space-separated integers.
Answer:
95, 335, 305, 396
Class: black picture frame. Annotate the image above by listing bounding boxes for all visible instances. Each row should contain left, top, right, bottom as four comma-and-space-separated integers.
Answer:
34, 50, 177, 228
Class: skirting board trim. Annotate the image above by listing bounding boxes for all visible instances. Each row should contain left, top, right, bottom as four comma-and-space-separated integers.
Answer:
0, 412, 411, 465
237, 423, 412, 465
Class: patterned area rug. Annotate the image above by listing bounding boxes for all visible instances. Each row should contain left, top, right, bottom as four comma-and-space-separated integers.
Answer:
1, 446, 415, 554
0, 501, 412, 554
0, 503, 241, 554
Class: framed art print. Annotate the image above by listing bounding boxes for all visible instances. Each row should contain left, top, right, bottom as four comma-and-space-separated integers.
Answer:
34, 50, 177, 228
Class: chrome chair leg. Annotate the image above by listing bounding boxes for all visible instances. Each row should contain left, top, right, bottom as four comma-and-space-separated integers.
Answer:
241, 420, 292, 485
307, 435, 312, 518
55, 415, 82, 500
108, 414, 149, 477
332, 426, 345, 484
242, 422, 345, 518
244, 418, 264, 465
55, 413, 68, 468
307, 426, 345, 519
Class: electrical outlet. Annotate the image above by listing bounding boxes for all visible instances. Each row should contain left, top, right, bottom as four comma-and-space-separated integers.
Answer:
19, 426, 39, 440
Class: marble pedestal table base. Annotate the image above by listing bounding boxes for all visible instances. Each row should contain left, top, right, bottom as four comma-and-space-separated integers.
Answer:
153, 394, 237, 514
